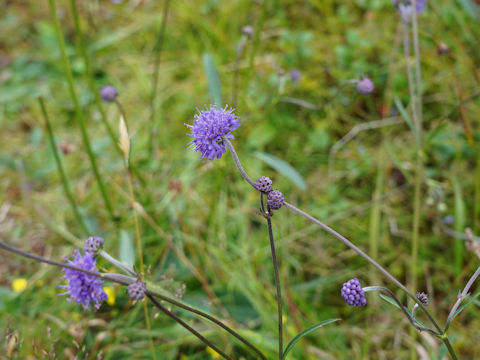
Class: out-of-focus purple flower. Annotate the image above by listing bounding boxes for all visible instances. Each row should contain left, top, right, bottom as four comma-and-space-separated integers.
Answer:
241, 25, 254, 37
186, 105, 240, 160
341, 278, 367, 306
443, 215, 454, 225
394, 0, 426, 21
100, 85, 118, 102
127, 280, 146, 301
290, 69, 301, 84
83, 236, 104, 256
356, 77, 375, 95
254, 176, 273, 193
267, 190, 284, 210
60, 249, 107, 310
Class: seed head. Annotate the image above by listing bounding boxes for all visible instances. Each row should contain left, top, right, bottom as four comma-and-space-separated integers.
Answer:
128, 280, 146, 301
83, 236, 104, 256
60, 249, 107, 310
341, 278, 367, 306
356, 77, 375, 95
186, 105, 240, 160
100, 85, 118, 102
267, 190, 284, 210
254, 176, 273, 193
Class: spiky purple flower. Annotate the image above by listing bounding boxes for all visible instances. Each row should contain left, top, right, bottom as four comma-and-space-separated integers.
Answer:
100, 85, 118, 102
128, 280, 146, 301
341, 278, 367, 306
254, 176, 273, 193
83, 236, 104, 256
356, 77, 375, 95
60, 249, 107, 310
186, 105, 240, 160
267, 190, 284, 210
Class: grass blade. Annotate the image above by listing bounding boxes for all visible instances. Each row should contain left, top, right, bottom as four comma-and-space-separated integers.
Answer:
254, 151, 307, 191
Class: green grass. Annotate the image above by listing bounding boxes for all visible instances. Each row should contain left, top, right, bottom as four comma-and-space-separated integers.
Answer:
1, 0, 480, 359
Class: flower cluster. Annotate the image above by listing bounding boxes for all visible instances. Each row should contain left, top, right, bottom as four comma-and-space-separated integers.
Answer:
341, 278, 367, 307
83, 236, 104, 256
186, 105, 240, 160
60, 249, 107, 310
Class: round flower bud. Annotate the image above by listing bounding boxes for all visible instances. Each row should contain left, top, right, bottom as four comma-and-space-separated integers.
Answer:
254, 176, 273, 193
241, 25, 254, 37
267, 190, 284, 210
290, 69, 301, 84
443, 215, 454, 225
356, 77, 375, 95
128, 280, 146, 301
83, 236, 104, 256
416, 292, 429, 305
100, 85, 118, 102
341, 278, 367, 306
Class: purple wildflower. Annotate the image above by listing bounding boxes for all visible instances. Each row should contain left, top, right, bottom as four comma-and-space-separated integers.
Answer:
186, 105, 240, 160
60, 249, 107, 310
341, 278, 367, 306
254, 176, 273, 193
127, 280, 146, 301
241, 25, 254, 37
356, 77, 375, 95
100, 85, 118, 102
267, 190, 284, 210
83, 236, 104, 256
290, 69, 301, 84
394, 0, 426, 20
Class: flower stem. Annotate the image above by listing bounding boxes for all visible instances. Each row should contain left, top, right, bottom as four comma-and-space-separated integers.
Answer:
48, 0, 115, 223
38, 98, 90, 234
146, 294, 232, 360
266, 214, 283, 359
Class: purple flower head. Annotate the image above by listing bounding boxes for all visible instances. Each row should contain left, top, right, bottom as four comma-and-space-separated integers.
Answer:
394, 0, 426, 20
290, 69, 301, 84
241, 25, 254, 37
416, 292, 429, 305
60, 249, 107, 310
341, 278, 367, 306
83, 236, 104, 256
128, 280, 146, 301
356, 77, 375, 95
100, 85, 118, 102
267, 190, 284, 210
186, 105, 240, 160
254, 176, 273, 193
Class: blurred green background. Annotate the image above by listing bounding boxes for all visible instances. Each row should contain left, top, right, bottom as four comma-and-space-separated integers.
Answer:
1, 0, 480, 358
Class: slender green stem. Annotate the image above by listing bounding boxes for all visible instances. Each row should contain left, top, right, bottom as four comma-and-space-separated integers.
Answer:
146, 294, 232, 360
39, 98, 90, 234
475, 151, 480, 233
148, 0, 171, 159
266, 215, 283, 359
48, 0, 115, 222
69, 0, 116, 150
443, 338, 458, 360
0, 239, 266, 359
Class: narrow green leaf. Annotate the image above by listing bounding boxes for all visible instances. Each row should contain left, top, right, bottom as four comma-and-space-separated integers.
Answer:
394, 97, 417, 140
283, 318, 340, 358
254, 151, 307, 190
119, 230, 135, 267
452, 176, 466, 276
202, 53, 222, 107
378, 292, 401, 309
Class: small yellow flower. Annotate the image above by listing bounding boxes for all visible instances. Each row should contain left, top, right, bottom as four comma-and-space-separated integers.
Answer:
207, 347, 221, 359
12, 278, 27, 293
104, 287, 116, 306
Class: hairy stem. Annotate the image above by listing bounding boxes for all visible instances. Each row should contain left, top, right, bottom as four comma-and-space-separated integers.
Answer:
266, 215, 283, 359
